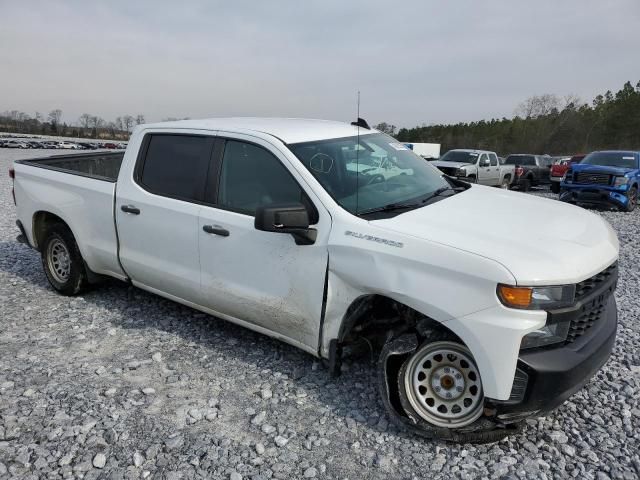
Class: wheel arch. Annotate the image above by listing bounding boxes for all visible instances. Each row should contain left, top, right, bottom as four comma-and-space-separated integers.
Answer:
32, 211, 71, 251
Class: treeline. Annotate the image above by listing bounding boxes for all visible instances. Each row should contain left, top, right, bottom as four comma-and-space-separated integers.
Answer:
0, 110, 146, 140
392, 80, 640, 155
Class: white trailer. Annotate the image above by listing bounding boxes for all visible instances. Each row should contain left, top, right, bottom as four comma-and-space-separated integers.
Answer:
404, 142, 441, 159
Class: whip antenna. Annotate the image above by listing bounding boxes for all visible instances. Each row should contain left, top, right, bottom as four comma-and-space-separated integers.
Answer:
356, 91, 360, 215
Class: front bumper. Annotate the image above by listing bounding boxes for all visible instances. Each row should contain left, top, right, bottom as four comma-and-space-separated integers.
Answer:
560, 184, 630, 209
490, 264, 618, 422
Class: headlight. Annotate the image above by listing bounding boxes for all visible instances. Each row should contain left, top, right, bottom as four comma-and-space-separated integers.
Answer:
497, 284, 575, 310
562, 171, 572, 183
520, 321, 571, 349
614, 176, 629, 187
456, 168, 466, 177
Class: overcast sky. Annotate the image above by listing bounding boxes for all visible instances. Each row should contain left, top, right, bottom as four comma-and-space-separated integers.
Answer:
1, 1, 639, 128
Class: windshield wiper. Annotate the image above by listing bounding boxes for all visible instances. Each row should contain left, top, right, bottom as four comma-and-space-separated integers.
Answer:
357, 201, 423, 216
357, 187, 459, 216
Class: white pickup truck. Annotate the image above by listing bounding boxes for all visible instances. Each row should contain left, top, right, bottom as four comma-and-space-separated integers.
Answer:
11, 118, 619, 442
431, 149, 515, 188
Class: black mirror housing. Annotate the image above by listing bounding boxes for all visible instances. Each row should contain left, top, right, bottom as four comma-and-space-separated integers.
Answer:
255, 203, 317, 245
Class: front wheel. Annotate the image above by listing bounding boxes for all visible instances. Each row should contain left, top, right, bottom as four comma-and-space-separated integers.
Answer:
398, 341, 484, 429
625, 186, 637, 212
41, 224, 88, 295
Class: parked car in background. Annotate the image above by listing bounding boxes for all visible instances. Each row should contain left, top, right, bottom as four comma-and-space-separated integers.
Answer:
103, 142, 118, 149
57, 141, 80, 150
6, 140, 29, 149
10, 118, 619, 441
504, 154, 552, 191
560, 151, 639, 212
430, 149, 515, 188
550, 155, 585, 193
77, 142, 99, 150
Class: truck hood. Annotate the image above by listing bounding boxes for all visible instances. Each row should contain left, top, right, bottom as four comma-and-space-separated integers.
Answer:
571, 164, 635, 176
429, 160, 472, 169
372, 185, 618, 285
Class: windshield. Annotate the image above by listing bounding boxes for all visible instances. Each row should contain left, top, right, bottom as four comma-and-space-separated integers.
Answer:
505, 155, 535, 166
581, 152, 638, 169
289, 133, 450, 215
438, 150, 479, 163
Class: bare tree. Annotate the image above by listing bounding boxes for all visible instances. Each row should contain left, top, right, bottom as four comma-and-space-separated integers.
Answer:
90, 116, 105, 138
79, 113, 92, 131
515, 95, 560, 118
373, 122, 397, 136
562, 94, 583, 111
123, 115, 135, 134
135, 114, 145, 125
48, 109, 63, 134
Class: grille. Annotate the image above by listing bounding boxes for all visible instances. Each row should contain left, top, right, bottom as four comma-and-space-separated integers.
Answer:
437, 166, 459, 176
575, 172, 611, 185
575, 262, 617, 299
566, 262, 617, 343
566, 301, 606, 344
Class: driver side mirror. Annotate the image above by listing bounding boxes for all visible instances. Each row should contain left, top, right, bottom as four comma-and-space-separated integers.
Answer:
255, 203, 317, 245
479, 159, 490, 167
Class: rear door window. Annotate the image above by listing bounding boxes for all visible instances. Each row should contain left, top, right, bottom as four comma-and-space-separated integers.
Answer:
489, 153, 498, 166
139, 134, 213, 202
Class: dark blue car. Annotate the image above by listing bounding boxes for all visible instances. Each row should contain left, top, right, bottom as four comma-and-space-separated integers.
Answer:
559, 150, 639, 212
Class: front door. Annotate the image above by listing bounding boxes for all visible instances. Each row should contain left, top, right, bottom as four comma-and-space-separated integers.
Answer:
198, 135, 330, 352
476, 153, 492, 184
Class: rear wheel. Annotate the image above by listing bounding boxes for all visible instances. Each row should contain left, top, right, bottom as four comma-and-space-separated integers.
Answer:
41, 224, 88, 295
500, 177, 510, 189
626, 186, 637, 212
398, 341, 484, 429
550, 182, 560, 194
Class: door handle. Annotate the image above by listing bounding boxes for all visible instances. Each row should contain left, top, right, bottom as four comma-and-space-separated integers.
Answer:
203, 224, 230, 237
121, 205, 140, 215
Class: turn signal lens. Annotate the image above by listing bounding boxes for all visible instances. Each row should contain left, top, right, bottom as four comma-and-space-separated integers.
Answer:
498, 285, 532, 308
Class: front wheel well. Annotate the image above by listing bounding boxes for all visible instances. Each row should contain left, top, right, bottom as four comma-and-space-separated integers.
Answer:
332, 295, 462, 371
32, 211, 69, 251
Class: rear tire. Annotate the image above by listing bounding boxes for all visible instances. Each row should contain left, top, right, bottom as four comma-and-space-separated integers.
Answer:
625, 186, 637, 212
500, 177, 510, 189
41, 224, 88, 295
550, 182, 560, 194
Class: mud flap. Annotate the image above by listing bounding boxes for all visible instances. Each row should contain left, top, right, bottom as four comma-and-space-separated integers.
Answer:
378, 333, 522, 443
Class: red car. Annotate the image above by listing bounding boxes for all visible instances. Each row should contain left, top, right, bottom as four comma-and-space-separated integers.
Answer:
550, 154, 585, 193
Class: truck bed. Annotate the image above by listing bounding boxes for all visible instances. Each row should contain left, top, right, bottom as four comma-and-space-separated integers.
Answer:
17, 151, 124, 182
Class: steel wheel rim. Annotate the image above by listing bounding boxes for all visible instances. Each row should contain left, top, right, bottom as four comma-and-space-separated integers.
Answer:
47, 239, 71, 283
404, 341, 484, 428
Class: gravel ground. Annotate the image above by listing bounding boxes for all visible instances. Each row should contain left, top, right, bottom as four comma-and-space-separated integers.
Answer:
1, 149, 638, 480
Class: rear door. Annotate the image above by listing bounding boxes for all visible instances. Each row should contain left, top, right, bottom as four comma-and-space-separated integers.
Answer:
488, 153, 500, 185
198, 134, 330, 352
116, 132, 214, 304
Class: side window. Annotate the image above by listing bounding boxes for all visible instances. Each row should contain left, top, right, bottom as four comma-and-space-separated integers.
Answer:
218, 140, 306, 217
489, 153, 498, 166
139, 134, 212, 201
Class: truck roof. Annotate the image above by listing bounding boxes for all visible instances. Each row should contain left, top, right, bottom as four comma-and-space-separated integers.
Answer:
448, 148, 495, 155
139, 117, 376, 144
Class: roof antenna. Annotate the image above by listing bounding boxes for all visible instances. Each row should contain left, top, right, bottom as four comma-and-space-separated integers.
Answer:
355, 91, 360, 215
